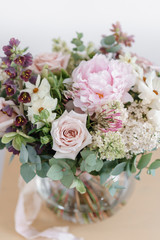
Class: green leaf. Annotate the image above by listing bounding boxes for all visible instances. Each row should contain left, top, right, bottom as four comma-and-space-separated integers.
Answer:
34, 114, 41, 122
20, 144, 28, 164
36, 162, 50, 178
76, 32, 83, 39
18, 132, 35, 142
77, 45, 85, 52
131, 156, 137, 173
12, 135, 23, 151
147, 169, 156, 176
80, 160, 85, 171
111, 162, 126, 176
101, 35, 115, 46
1, 132, 17, 144
27, 145, 41, 171
148, 159, 160, 170
76, 179, 86, 194
107, 44, 121, 53
20, 163, 36, 183
61, 169, 74, 188
80, 149, 93, 159
126, 161, 132, 177
95, 159, 103, 171
0, 138, 5, 149
137, 153, 152, 170
85, 154, 97, 166
47, 164, 63, 180
100, 172, 110, 185
70, 178, 86, 194
40, 109, 50, 120
49, 158, 71, 170
109, 185, 117, 196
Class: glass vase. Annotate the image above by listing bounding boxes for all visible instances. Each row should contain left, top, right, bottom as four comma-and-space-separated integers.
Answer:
36, 172, 133, 224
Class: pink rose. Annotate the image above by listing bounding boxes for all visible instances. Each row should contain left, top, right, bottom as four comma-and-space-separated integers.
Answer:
51, 110, 92, 160
70, 54, 135, 115
31, 52, 70, 73
0, 97, 20, 137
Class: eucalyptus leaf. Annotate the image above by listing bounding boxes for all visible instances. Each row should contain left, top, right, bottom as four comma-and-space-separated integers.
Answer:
137, 153, 152, 170
20, 163, 36, 183
100, 172, 110, 185
27, 145, 41, 171
37, 162, 50, 178
107, 44, 121, 53
20, 144, 28, 164
111, 162, 126, 176
85, 154, 97, 166
61, 169, 74, 188
101, 35, 115, 46
80, 149, 93, 159
47, 164, 63, 180
148, 159, 160, 170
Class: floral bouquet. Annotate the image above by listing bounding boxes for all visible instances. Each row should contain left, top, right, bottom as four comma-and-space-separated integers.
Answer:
0, 22, 160, 223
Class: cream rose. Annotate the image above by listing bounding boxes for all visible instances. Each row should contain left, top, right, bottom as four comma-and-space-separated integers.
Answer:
0, 97, 20, 137
51, 110, 92, 160
31, 52, 70, 73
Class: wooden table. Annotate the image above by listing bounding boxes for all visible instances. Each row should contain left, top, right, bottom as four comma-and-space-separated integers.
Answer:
0, 150, 160, 240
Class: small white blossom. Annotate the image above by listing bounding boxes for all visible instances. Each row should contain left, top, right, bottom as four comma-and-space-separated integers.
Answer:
25, 75, 51, 104
138, 71, 160, 110
27, 95, 57, 129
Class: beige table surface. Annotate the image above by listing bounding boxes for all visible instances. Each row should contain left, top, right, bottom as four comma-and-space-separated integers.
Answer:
0, 150, 160, 240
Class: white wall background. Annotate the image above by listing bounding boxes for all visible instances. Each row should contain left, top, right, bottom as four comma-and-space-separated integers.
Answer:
0, 0, 160, 178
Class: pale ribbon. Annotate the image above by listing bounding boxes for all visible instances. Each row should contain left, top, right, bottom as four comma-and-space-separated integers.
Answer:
15, 177, 83, 240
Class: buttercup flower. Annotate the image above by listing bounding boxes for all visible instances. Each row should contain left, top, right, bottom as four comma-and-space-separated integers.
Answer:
70, 54, 135, 115
0, 97, 20, 137
31, 52, 70, 73
27, 95, 57, 128
51, 110, 92, 160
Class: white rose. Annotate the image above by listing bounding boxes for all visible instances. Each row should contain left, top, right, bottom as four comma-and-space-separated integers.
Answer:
51, 110, 92, 160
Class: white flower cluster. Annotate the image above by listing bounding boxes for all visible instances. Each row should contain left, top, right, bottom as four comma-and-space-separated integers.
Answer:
90, 130, 126, 161
121, 101, 160, 158
25, 75, 57, 128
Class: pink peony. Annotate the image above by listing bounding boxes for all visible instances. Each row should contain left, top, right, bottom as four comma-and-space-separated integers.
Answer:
0, 98, 20, 137
51, 110, 92, 160
70, 54, 136, 115
31, 52, 70, 73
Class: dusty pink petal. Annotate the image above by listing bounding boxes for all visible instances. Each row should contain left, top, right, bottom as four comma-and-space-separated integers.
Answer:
51, 110, 92, 160
69, 54, 135, 115
31, 52, 70, 74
